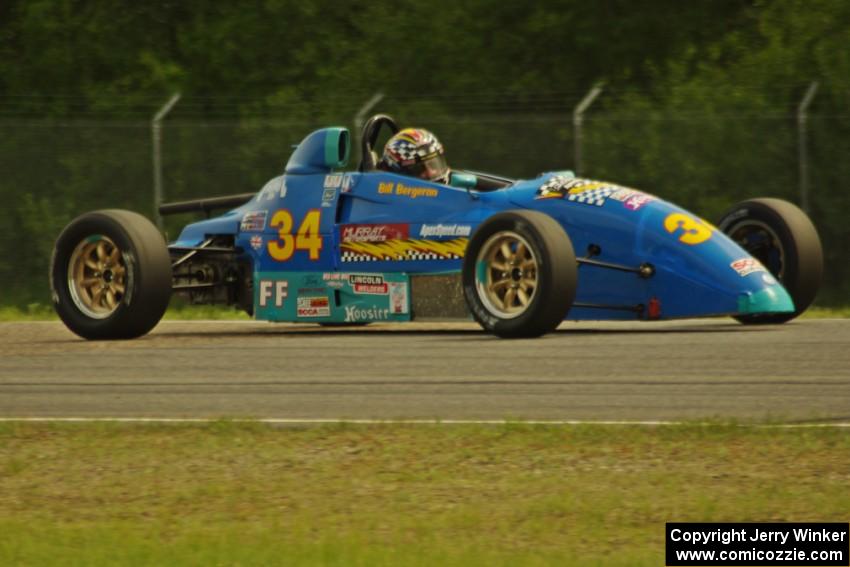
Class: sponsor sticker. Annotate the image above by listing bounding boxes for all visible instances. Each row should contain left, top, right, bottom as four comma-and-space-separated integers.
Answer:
389, 282, 409, 314
349, 274, 388, 295
321, 187, 337, 207
535, 176, 623, 207
240, 210, 268, 232
341, 237, 467, 262
297, 296, 330, 318
344, 304, 391, 323
419, 223, 472, 238
250, 234, 263, 250
340, 223, 409, 243
322, 272, 347, 289
324, 174, 343, 188
730, 258, 767, 277
342, 174, 355, 193
297, 287, 326, 294
609, 188, 655, 211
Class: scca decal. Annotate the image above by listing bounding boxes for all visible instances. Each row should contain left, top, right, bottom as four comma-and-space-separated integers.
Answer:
663, 213, 714, 245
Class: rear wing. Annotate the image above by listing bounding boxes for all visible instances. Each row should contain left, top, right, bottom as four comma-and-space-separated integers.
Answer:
158, 192, 255, 217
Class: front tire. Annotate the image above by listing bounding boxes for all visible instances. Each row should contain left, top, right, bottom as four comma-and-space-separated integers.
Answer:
717, 198, 823, 324
462, 210, 577, 338
50, 210, 172, 339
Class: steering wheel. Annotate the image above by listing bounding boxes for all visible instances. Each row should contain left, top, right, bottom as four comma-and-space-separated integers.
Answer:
359, 114, 400, 172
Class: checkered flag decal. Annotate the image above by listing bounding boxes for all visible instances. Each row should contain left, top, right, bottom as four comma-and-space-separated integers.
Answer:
341, 250, 463, 263
567, 186, 616, 206
384, 129, 444, 165
392, 140, 442, 162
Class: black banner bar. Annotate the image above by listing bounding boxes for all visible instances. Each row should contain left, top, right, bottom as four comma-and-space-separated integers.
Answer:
666, 522, 849, 566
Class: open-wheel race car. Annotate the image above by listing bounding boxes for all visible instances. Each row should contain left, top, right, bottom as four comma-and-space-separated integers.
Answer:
50, 114, 824, 339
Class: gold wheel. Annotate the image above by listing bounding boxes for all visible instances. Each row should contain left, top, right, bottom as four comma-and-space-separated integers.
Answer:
475, 230, 538, 319
67, 235, 128, 319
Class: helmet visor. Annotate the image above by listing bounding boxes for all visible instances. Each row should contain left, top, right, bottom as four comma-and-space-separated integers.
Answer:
408, 154, 449, 182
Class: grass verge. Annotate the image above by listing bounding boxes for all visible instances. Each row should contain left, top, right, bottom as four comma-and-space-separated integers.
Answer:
0, 303, 251, 322
0, 422, 848, 566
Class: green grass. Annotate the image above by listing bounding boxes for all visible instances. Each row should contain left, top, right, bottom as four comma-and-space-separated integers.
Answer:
0, 303, 250, 322
0, 422, 847, 566
801, 305, 850, 318
0, 303, 56, 321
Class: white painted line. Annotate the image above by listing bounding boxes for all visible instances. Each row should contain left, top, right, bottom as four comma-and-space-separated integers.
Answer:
0, 417, 848, 428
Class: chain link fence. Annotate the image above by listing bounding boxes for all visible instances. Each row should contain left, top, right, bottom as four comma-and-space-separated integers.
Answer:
1, 95, 846, 306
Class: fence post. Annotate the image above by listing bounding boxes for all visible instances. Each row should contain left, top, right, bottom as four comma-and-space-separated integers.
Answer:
797, 81, 818, 214
152, 92, 181, 230
573, 84, 603, 176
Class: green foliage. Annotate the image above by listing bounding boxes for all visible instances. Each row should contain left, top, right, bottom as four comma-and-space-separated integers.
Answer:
0, 422, 848, 565
1, 0, 848, 306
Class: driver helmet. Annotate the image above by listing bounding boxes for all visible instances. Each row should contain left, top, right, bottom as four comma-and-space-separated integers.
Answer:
379, 128, 449, 183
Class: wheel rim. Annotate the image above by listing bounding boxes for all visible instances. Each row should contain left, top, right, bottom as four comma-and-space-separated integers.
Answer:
475, 231, 538, 319
727, 220, 785, 278
67, 235, 128, 319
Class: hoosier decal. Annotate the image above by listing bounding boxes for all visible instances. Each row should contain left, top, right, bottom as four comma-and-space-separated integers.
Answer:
341, 238, 468, 262
344, 305, 390, 323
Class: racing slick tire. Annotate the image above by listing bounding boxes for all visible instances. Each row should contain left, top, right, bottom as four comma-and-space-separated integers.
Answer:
718, 198, 822, 324
50, 209, 172, 340
463, 210, 577, 338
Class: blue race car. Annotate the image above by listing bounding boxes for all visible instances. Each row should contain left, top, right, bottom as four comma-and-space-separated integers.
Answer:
50, 114, 823, 339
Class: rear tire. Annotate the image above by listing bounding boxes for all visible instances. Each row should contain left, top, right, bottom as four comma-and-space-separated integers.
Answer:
50, 209, 172, 339
462, 210, 577, 338
717, 198, 822, 324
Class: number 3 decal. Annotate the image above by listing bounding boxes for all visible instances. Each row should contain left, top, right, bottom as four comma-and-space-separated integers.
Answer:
663, 213, 713, 245
268, 209, 323, 261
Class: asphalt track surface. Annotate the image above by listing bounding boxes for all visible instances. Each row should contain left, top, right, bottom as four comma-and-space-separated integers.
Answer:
0, 319, 848, 423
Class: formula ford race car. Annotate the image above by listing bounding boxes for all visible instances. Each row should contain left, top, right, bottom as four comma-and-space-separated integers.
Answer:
50, 114, 824, 339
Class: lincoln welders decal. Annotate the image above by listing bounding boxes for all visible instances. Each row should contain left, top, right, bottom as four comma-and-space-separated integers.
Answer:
340, 238, 468, 262
349, 274, 388, 294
